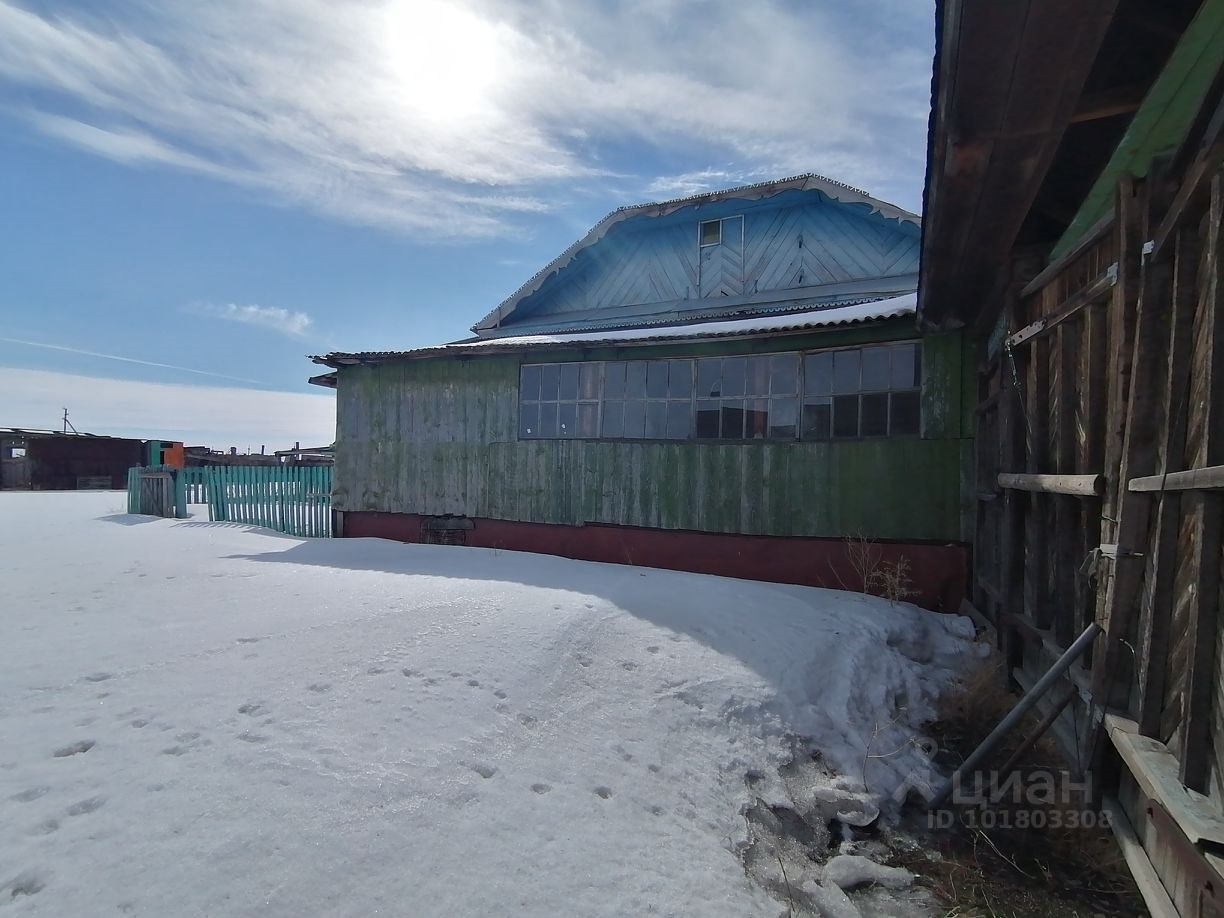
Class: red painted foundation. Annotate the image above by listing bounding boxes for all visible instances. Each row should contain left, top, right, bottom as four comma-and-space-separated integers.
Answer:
341, 511, 969, 613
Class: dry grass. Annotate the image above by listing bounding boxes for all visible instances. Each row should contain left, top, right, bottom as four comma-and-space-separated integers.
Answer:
899, 659, 1147, 917
841, 533, 920, 605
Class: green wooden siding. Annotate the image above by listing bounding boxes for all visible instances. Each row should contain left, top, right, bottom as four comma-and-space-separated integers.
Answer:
333, 325, 974, 542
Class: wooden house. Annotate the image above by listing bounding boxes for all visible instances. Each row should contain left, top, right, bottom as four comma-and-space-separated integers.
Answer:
0, 428, 146, 490
922, 0, 1224, 912
312, 174, 975, 609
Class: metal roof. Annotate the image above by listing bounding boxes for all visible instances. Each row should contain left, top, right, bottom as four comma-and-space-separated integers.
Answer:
472, 173, 920, 333
311, 294, 916, 371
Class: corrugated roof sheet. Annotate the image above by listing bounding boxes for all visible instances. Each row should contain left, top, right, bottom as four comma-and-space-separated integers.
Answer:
311, 294, 916, 368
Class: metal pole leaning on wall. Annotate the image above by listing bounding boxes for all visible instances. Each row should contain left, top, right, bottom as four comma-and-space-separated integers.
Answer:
929, 621, 1102, 809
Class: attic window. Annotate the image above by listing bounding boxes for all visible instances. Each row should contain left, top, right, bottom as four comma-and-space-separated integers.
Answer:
699, 220, 722, 246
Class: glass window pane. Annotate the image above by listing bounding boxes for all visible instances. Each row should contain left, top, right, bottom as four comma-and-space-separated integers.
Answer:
603, 361, 627, 398
861, 347, 891, 391
558, 403, 577, 437
745, 398, 769, 439
539, 402, 558, 438
697, 358, 721, 397
519, 402, 539, 438
577, 402, 599, 437
770, 355, 798, 395
666, 401, 692, 439
559, 363, 580, 400
804, 353, 833, 396
721, 357, 746, 397
700, 219, 721, 245
833, 394, 859, 437
769, 397, 798, 439
747, 356, 770, 396
601, 401, 624, 438
721, 400, 745, 438
646, 361, 669, 398
539, 364, 560, 401
695, 400, 720, 438
891, 344, 919, 389
520, 365, 541, 401
579, 363, 600, 400
668, 359, 693, 399
625, 361, 648, 398
891, 390, 921, 435
801, 398, 831, 440
832, 351, 860, 394
645, 402, 668, 438
623, 399, 646, 438
861, 392, 889, 437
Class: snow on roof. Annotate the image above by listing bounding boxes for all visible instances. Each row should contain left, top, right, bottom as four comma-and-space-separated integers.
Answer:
455, 293, 917, 348
312, 294, 916, 369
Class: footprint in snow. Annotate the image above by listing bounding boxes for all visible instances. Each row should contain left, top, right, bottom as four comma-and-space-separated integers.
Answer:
307, 683, 330, 693
237, 703, 264, 716
646, 646, 660, 654
648, 805, 665, 816
465, 762, 497, 779
130, 719, 148, 728
3, 870, 46, 900
367, 666, 388, 675
466, 679, 480, 687
11, 787, 49, 803
516, 713, 537, 727
619, 661, 638, 671
236, 732, 268, 743
400, 668, 418, 678
575, 656, 593, 668
493, 689, 508, 699
52, 740, 94, 758
73, 717, 96, 727
66, 797, 105, 816
236, 637, 260, 644
648, 764, 662, 773
26, 818, 60, 836
593, 786, 614, 799
530, 783, 551, 795
83, 673, 112, 683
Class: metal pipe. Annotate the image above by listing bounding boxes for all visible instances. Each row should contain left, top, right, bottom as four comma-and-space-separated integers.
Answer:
995, 685, 1077, 778
929, 621, 1101, 809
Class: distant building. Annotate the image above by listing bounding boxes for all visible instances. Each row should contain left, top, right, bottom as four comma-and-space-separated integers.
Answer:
0, 429, 148, 490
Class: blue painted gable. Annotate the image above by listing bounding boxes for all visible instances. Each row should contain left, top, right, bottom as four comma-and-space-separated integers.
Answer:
474, 175, 919, 337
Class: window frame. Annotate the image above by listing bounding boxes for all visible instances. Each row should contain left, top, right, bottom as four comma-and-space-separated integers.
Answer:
517, 340, 924, 444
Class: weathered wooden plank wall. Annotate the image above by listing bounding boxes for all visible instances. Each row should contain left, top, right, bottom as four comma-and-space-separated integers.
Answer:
970, 162, 1224, 916
332, 324, 974, 543
515, 196, 919, 324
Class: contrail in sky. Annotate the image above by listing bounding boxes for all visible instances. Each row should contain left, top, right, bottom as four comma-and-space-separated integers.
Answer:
0, 337, 267, 386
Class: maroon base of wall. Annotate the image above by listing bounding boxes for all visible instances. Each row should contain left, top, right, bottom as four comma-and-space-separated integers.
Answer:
340, 511, 969, 613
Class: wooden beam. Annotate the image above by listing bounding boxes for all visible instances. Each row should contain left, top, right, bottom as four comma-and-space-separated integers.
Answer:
1007, 264, 1118, 348
1020, 213, 1116, 299
1136, 226, 1199, 738
1069, 83, 1148, 124
1179, 174, 1224, 792
1100, 797, 1180, 918
998, 472, 1104, 495
1129, 463, 1224, 492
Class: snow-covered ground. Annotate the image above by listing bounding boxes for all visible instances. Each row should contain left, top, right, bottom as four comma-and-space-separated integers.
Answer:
1, 492, 975, 916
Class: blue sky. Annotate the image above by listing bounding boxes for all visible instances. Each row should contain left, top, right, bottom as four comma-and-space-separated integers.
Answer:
0, 0, 933, 449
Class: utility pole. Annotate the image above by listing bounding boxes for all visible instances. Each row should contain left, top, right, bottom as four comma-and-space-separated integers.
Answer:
62, 408, 78, 435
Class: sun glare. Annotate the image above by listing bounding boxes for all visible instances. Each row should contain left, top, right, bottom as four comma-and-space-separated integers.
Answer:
380, 1, 504, 125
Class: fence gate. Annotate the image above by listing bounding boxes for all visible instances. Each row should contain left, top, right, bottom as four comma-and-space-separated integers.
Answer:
136, 469, 175, 517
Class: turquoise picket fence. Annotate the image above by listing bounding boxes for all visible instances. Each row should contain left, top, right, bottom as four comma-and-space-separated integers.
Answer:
127, 465, 332, 537
205, 465, 332, 537
181, 467, 209, 503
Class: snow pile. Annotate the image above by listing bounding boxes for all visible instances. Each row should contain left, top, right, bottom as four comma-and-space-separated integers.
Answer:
1, 492, 975, 916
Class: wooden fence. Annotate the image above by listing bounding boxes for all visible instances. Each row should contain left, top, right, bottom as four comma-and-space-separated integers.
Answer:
127, 465, 332, 537
204, 465, 332, 537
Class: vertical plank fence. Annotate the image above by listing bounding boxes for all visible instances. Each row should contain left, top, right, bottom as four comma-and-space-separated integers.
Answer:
205, 465, 332, 537
126, 465, 332, 537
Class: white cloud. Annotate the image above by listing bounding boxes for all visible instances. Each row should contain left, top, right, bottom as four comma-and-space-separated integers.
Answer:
187, 303, 314, 339
0, 0, 932, 235
0, 367, 335, 450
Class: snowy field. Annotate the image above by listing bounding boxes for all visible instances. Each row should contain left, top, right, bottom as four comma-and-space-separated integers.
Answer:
1, 492, 975, 916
